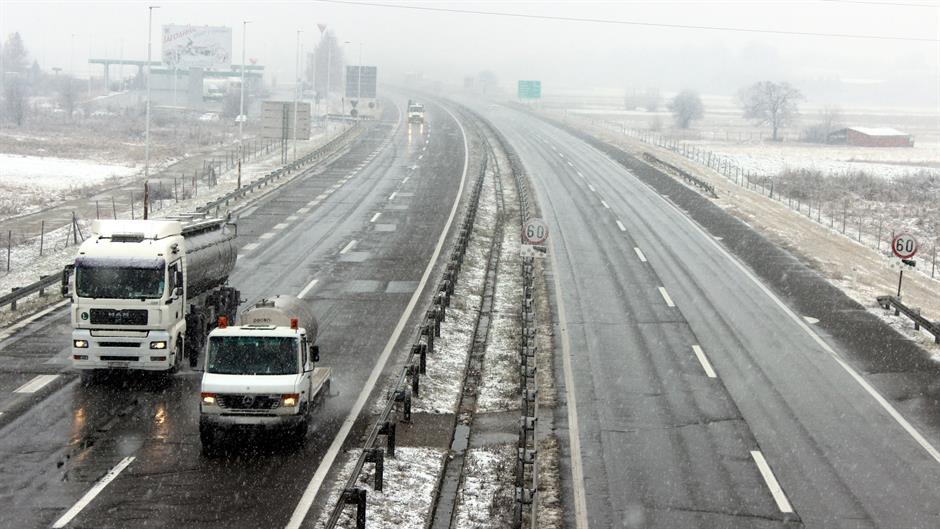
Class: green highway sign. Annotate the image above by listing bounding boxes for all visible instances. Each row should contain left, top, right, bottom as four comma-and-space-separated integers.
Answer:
518, 80, 541, 99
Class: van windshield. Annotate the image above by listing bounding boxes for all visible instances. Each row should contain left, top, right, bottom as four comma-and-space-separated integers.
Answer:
206, 336, 299, 375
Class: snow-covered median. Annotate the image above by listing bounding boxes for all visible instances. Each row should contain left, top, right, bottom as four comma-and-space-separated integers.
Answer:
452, 445, 516, 529
313, 447, 446, 529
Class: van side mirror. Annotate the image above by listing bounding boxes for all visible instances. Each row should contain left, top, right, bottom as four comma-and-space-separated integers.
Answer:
175, 270, 184, 288
61, 264, 74, 297
173, 286, 183, 298
312, 345, 320, 363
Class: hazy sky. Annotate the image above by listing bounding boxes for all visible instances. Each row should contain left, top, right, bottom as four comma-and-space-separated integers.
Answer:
2, 1, 938, 105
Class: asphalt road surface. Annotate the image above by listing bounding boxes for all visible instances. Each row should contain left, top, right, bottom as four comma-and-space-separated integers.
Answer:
0, 98, 467, 529
464, 100, 940, 529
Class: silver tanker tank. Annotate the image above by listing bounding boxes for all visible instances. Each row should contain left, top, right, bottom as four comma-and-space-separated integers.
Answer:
181, 219, 237, 297
239, 295, 319, 342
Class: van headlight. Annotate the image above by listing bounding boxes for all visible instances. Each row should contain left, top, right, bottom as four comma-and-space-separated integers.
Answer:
73, 339, 89, 349
150, 341, 167, 350
281, 393, 300, 407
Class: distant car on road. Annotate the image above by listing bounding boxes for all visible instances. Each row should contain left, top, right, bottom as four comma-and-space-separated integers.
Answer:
198, 112, 220, 122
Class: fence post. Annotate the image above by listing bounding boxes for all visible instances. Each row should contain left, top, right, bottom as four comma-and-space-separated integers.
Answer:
6, 230, 11, 272
933, 239, 937, 279
39, 220, 45, 257
96, 200, 100, 220
131, 192, 135, 220
112, 196, 117, 219
842, 201, 847, 234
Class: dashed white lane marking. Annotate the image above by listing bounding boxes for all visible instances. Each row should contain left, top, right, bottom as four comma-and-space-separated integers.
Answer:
616, 220, 627, 232
315, 193, 328, 200
389, 191, 398, 200
370, 212, 382, 223
658, 286, 675, 307
0, 300, 69, 342
588, 184, 596, 192
13, 374, 59, 394
340, 240, 357, 254
567, 161, 574, 167
402, 176, 410, 184
308, 199, 321, 207
692, 345, 718, 378
551, 145, 557, 151
241, 242, 260, 253
559, 152, 565, 158
298, 279, 319, 299
286, 215, 299, 222
259, 233, 275, 240
52, 456, 136, 528
285, 103, 469, 529
803, 316, 819, 324
273, 223, 290, 230
418, 154, 424, 160
634, 247, 648, 262
297, 207, 311, 214
601, 200, 610, 209
576, 171, 584, 178
751, 451, 794, 513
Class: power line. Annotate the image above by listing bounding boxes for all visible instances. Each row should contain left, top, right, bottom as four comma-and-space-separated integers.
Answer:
315, 0, 938, 43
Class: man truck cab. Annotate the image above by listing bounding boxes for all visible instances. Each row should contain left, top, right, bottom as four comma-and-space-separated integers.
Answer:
199, 295, 330, 451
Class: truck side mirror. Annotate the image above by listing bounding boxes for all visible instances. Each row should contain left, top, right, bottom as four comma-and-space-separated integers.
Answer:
61, 264, 74, 297
173, 286, 183, 298
312, 345, 320, 363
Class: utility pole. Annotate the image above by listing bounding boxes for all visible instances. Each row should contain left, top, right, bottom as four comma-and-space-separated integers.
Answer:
357, 42, 363, 118
238, 20, 250, 186
318, 24, 331, 133
145, 5, 160, 219
293, 29, 302, 162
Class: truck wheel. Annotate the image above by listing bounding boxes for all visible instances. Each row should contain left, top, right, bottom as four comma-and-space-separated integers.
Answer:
188, 335, 200, 368
170, 340, 183, 374
293, 417, 309, 446
200, 422, 217, 455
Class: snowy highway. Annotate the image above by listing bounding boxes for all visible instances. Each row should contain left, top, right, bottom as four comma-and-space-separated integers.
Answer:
0, 99, 467, 529
465, 101, 940, 529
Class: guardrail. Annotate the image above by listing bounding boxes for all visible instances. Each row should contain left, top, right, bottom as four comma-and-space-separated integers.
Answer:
641, 152, 718, 198
324, 128, 489, 529
0, 124, 361, 315
876, 295, 940, 344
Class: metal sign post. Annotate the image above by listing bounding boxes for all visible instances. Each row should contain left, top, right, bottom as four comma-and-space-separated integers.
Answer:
892, 232, 918, 297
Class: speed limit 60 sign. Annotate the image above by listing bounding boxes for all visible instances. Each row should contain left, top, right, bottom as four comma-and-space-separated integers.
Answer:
523, 218, 549, 245
892, 233, 918, 259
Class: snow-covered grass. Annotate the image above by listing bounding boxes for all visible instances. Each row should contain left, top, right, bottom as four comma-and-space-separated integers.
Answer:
0, 126, 352, 326
452, 444, 516, 529
313, 447, 447, 529
0, 153, 139, 188
535, 436, 564, 529
409, 169, 497, 414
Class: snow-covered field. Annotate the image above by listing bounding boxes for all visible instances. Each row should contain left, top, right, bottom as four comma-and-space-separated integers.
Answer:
313, 447, 446, 529
0, 153, 139, 188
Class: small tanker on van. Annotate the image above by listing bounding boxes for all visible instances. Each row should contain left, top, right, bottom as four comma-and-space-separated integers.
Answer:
199, 295, 331, 450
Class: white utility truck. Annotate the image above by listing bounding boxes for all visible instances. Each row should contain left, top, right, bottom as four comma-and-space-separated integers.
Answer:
407, 100, 425, 124
199, 295, 331, 449
63, 217, 240, 374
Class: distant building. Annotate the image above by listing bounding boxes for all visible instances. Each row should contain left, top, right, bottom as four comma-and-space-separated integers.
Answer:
828, 127, 913, 147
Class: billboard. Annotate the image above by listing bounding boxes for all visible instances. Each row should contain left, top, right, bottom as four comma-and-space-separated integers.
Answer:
162, 25, 232, 70
260, 101, 311, 141
518, 80, 541, 99
345, 66, 377, 99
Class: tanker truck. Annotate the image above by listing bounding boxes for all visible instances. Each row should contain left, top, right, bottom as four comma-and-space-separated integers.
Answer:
63, 217, 240, 374
199, 295, 331, 449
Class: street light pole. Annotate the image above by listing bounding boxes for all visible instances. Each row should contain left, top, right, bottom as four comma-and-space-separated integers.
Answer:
357, 42, 363, 117
238, 20, 250, 186
343, 40, 351, 117
293, 29, 302, 162
144, 5, 160, 220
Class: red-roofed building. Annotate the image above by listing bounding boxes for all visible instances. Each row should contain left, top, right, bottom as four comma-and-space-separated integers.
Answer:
828, 127, 914, 147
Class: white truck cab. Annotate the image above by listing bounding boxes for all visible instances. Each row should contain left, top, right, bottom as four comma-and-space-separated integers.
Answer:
199, 296, 330, 450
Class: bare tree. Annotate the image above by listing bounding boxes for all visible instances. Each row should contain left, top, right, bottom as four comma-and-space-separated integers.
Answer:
669, 90, 704, 129
802, 104, 842, 143
737, 81, 803, 141
58, 75, 79, 119
2, 32, 30, 126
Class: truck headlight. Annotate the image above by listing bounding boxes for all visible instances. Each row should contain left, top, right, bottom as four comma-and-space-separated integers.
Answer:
150, 341, 167, 350
201, 392, 217, 406
73, 339, 89, 349
281, 393, 300, 407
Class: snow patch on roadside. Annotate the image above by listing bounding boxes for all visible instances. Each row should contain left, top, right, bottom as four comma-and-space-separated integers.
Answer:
0, 153, 138, 188
452, 444, 516, 529
313, 447, 446, 529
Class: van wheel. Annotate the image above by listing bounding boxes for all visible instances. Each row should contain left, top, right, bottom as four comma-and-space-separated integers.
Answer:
200, 422, 217, 455
293, 417, 309, 446
79, 370, 96, 385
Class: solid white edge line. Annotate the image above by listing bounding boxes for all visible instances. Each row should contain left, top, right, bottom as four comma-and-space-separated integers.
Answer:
369, 212, 382, 223
52, 456, 136, 528
297, 279, 319, 300
284, 100, 468, 529
616, 220, 627, 232
548, 236, 591, 529
658, 286, 675, 307
634, 247, 648, 262
646, 180, 940, 464
0, 300, 69, 342
750, 451, 794, 513
692, 345, 718, 378
13, 374, 59, 394
339, 240, 357, 254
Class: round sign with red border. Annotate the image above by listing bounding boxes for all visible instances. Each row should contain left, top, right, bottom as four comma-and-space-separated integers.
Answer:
892, 233, 918, 259
523, 218, 549, 245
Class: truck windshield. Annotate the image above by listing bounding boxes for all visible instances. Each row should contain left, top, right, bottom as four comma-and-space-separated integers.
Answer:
75, 263, 165, 299
206, 336, 299, 375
